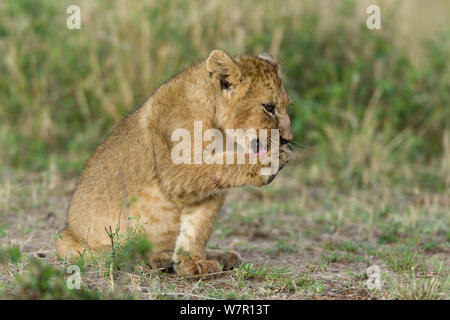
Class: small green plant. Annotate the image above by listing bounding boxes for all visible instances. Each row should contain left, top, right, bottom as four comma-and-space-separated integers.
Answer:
0, 245, 22, 264
382, 246, 428, 276
378, 221, 403, 244
335, 240, 359, 253
321, 251, 356, 264
207, 289, 246, 300
234, 263, 266, 282
295, 272, 324, 294
0, 223, 8, 238
275, 240, 297, 253
216, 226, 234, 239
389, 278, 443, 300
12, 258, 100, 300
103, 217, 154, 275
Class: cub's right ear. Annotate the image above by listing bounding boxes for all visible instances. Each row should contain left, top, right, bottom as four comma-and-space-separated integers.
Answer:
206, 50, 241, 89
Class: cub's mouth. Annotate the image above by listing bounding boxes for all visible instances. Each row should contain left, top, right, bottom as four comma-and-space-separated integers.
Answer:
250, 138, 267, 157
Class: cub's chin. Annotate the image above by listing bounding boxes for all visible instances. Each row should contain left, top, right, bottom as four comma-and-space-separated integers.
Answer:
266, 173, 278, 185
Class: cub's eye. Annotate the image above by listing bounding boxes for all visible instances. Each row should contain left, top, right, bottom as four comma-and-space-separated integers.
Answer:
262, 103, 276, 116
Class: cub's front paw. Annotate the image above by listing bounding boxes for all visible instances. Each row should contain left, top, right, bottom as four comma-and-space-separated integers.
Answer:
248, 144, 294, 187
175, 259, 221, 276
279, 144, 294, 170
261, 144, 294, 185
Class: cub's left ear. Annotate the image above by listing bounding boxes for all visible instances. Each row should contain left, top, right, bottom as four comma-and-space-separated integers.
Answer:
206, 50, 241, 89
258, 53, 281, 75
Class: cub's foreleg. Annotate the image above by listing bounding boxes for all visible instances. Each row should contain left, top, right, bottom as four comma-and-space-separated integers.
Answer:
173, 194, 224, 275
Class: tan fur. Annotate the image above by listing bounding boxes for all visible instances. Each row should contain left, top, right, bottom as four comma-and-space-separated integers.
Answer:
56, 50, 293, 275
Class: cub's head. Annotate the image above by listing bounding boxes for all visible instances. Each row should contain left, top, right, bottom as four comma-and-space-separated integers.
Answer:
206, 49, 293, 151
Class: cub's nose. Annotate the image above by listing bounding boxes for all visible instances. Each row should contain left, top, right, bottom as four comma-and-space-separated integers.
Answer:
280, 136, 292, 145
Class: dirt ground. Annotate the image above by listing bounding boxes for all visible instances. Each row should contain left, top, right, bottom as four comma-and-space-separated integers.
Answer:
0, 167, 448, 300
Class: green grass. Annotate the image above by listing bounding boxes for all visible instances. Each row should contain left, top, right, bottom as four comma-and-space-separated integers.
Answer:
0, 0, 448, 191
0, 245, 22, 264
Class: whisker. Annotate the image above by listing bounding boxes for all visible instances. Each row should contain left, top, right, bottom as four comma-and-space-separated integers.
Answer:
289, 140, 309, 148
262, 136, 313, 153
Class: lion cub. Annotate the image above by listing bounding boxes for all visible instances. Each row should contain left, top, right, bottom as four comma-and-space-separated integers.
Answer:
56, 50, 293, 275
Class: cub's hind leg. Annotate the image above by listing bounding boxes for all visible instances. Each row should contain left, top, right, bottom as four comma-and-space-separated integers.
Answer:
148, 250, 174, 271
206, 249, 243, 270
55, 228, 87, 259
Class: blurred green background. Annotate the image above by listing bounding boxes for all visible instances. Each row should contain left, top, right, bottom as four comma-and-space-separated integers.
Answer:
0, 0, 449, 192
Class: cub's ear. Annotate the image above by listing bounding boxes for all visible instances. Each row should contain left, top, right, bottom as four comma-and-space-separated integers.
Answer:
206, 50, 241, 89
258, 52, 280, 74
